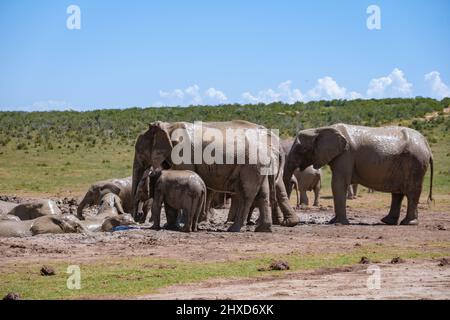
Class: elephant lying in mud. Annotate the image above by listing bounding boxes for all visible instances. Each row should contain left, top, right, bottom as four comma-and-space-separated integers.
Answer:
8, 199, 61, 220
132, 120, 299, 232
0, 200, 18, 215
285, 123, 434, 225
0, 215, 84, 237
134, 169, 206, 232
77, 177, 132, 220
80, 192, 136, 232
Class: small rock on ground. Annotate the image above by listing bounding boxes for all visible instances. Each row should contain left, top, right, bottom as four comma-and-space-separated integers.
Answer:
40, 265, 56, 276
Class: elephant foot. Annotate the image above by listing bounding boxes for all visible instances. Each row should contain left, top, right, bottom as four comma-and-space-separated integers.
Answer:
381, 215, 399, 225
313, 202, 319, 207
255, 223, 272, 232
150, 224, 161, 230
329, 216, 350, 225
164, 223, 181, 231
227, 223, 242, 232
181, 225, 191, 233
400, 218, 419, 226
280, 216, 300, 227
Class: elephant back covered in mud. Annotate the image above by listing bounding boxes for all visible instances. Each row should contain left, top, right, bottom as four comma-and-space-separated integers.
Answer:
8, 200, 61, 220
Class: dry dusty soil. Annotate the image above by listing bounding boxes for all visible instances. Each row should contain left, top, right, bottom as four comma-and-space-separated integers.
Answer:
0, 193, 449, 299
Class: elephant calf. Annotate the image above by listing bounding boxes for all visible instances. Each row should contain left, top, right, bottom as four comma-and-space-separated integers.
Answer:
134, 169, 206, 232
292, 166, 322, 207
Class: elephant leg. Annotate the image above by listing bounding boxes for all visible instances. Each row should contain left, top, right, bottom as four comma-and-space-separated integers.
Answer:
400, 192, 420, 225
381, 193, 404, 225
164, 204, 179, 230
353, 184, 358, 198
226, 194, 239, 223
276, 178, 300, 227
295, 186, 300, 209
150, 197, 163, 230
254, 178, 273, 232
200, 191, 214, 222
247, 203, 256, 225
227, 182, 259, 233
330, 173, 350, 225
300, 191, 309, 206
269, 179, 283, 225
347, 186, 354, 200
181, 199, 198, 233
313, 184, 320, 207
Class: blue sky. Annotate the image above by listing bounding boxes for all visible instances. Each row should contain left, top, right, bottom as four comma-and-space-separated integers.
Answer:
0, 0, 449, 110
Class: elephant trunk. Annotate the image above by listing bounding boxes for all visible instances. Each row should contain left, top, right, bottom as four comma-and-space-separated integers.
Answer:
76, 194, 90, 219
283, 158, 297, 197
131, 156, 146, 219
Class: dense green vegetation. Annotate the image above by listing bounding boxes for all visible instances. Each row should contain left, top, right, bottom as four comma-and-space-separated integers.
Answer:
0, 97, 449, 195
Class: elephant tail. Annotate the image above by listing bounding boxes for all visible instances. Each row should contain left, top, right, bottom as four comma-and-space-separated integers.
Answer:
427, 156, 434, 205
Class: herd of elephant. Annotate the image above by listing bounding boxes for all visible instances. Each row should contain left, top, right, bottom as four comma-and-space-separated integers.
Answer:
0, 121, 434, 236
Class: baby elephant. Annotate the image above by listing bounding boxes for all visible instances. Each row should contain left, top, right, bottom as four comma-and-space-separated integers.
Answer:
134, 169, 206, 232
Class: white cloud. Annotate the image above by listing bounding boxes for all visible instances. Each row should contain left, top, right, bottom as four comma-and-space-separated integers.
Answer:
366, 68, 413, 98
158, 85, 228, 106
205, 88, 227, 102
242, 80, 304, 104
424, 71, 450, 99
307, 76, 349, 100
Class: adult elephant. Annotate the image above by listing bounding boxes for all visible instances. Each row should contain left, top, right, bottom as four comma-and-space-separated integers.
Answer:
77, 177, 132, 220
284, 123, 433, 225
132, 120, 299, 232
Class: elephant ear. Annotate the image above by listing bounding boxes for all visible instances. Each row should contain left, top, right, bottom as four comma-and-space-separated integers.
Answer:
149, 122, 174, 168
312, 127, 348, 169
100, 183, 121, 196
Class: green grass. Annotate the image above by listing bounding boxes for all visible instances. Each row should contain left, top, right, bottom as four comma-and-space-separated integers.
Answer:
1, 244, 449, 299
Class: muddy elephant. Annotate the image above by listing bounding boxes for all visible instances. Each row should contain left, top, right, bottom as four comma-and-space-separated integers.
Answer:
347, 184, 359, 200
77, 177, 132, 219
8, 200, 61, 220
0, 215, 84, 237
284, 123, 433, 225
132, 120, 299, 232
135, 169, 206, 232
79, 192, 136, 232
0, 200, 18, 216
293, 166, 322, 207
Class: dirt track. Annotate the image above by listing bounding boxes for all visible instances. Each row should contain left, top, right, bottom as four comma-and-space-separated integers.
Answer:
142, 260, 450, 300
0, 193, 449, 299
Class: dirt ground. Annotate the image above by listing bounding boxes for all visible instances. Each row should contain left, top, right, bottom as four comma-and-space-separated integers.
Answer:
0, 192, 449, 299
143, 260, 450, 300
